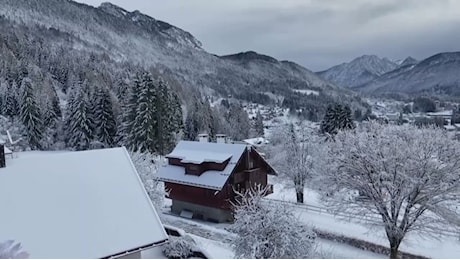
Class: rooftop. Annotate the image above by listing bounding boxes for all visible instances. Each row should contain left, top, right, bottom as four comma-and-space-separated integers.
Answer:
0, 147, 167, 258
158, 141, 247, 190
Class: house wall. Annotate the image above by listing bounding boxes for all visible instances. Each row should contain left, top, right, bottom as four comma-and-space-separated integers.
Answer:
230, 149, 269, 192
166, 182, 233, 209
171, 199, 233, 223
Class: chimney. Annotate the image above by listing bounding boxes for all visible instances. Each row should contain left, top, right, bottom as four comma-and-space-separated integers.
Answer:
0, 144, 5, 168
198, 134, 209, 143
216, 134, 227, 144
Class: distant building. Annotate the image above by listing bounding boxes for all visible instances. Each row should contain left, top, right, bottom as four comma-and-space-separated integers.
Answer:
0, 147, 168, 259
158, 136, 277, 223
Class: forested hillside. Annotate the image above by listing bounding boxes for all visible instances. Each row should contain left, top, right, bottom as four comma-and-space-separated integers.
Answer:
0, 0, 365, 152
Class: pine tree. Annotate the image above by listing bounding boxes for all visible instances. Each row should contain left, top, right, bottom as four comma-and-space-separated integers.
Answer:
119, 75, 141, 145
65, 88, 93, 150
320, 103, 355, 137
254, 111, 264, 137
227, 103, 251, 141
320, 105, 337, 136
124, 73, 182, 155
5, 82, 20, 118
93, 86, 117, 147
339, 105, 355, 130
20, 78, 43, 150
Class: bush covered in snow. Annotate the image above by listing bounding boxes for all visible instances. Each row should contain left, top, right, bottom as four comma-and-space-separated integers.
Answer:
161, 235, 196, 259
230, 185, 316, 258
0, 240, 29, 259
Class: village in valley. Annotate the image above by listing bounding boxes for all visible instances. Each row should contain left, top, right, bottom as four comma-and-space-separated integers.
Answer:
1, 0, 460, 259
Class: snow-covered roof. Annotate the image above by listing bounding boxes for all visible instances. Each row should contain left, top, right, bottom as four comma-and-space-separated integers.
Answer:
444, 125, 457, 131
158, 141, 247, 190
167, 149, 232, 164
243, 137, 269, 146
0, 147, 168, 259
427, 110, 453, 117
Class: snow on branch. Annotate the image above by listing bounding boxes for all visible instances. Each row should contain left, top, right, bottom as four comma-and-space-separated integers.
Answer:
0, 240, 29, 259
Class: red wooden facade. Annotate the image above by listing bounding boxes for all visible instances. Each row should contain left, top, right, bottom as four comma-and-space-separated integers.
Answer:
164, 147, 274, 211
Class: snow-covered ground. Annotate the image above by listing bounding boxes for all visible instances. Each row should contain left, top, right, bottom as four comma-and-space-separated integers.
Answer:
162, 210, 388, 259
293, 89, 320, 96
266, 176, 460, 258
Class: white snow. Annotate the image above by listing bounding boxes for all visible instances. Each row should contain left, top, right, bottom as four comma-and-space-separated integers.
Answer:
427, 110, 453, 117
188, 234, 234, 259
167, 149, 232, 164
3, 146, 12, 155
266, 176, 460, 258
158, 141, 247, 190
293, 89, 319, 96
243, 137, 268, 146
0, 147, 168, 258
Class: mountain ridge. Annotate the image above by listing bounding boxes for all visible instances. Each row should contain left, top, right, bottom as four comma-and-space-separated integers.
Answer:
0, 0, 365, 119
317, 55, 398, 89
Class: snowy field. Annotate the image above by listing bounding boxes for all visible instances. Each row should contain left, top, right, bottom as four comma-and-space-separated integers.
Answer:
266, 176, 460, 259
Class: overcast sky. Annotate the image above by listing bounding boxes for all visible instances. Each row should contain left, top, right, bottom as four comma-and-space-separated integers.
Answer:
76, 0, 460, 71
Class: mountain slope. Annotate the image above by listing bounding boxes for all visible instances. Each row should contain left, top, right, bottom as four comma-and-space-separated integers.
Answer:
0, 0, 363, 115
317, 55, 398, 88
356, 52, 460, 96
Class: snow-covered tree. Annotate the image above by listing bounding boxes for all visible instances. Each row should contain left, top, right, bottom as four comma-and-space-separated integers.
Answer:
93, 86, 117, 147
124, 73, 182, 155
4, 82, 20, 118
319, 122, 460, 258
320, 104, 355, 138
0, 240, 29, 259
230, 185, 316, 258
129, 151, 165, 210
269, 123, 325, 203
253, 111, 264, 137
65, 88, 93, 150
20, 78, 43, 150
226, 103, 251, 141
162, 235, 196, 259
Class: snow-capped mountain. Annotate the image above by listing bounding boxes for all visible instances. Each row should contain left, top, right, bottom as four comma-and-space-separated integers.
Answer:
317, 55, 398, 89
398, 56, 418, 67
0, 0, 363, 114
356, 52, 460, 96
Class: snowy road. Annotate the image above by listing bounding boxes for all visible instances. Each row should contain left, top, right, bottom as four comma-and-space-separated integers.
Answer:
161, 211, 387, 259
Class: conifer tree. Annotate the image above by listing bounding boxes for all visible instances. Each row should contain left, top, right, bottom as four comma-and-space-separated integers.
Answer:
320, 103, 355, 138
5, 82, 20, 118
254, 111, 265, 136
20, 78, 43, 149
65, 88, 93, 150
124, 73, 183, 155
93, 86, 117, 147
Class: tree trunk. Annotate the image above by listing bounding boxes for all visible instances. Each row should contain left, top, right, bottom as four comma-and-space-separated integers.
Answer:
296, 191, 304, 203
389, 239, 401, 259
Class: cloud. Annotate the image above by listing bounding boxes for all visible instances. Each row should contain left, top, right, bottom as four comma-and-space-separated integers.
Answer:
76, 0, 460, 70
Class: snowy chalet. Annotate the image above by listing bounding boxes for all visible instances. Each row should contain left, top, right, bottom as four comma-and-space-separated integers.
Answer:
158, 134, 277, 223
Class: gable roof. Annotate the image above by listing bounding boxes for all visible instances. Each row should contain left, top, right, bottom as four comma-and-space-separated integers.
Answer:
157, 141, 247, 190
0, 147, 168, 259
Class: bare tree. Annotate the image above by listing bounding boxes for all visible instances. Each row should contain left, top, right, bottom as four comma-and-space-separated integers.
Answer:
320, 122, 460, 258
0, 240, 29, 258
129, 151, 166, 211
269, 123, 325, 203
230, 185, 316, 259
